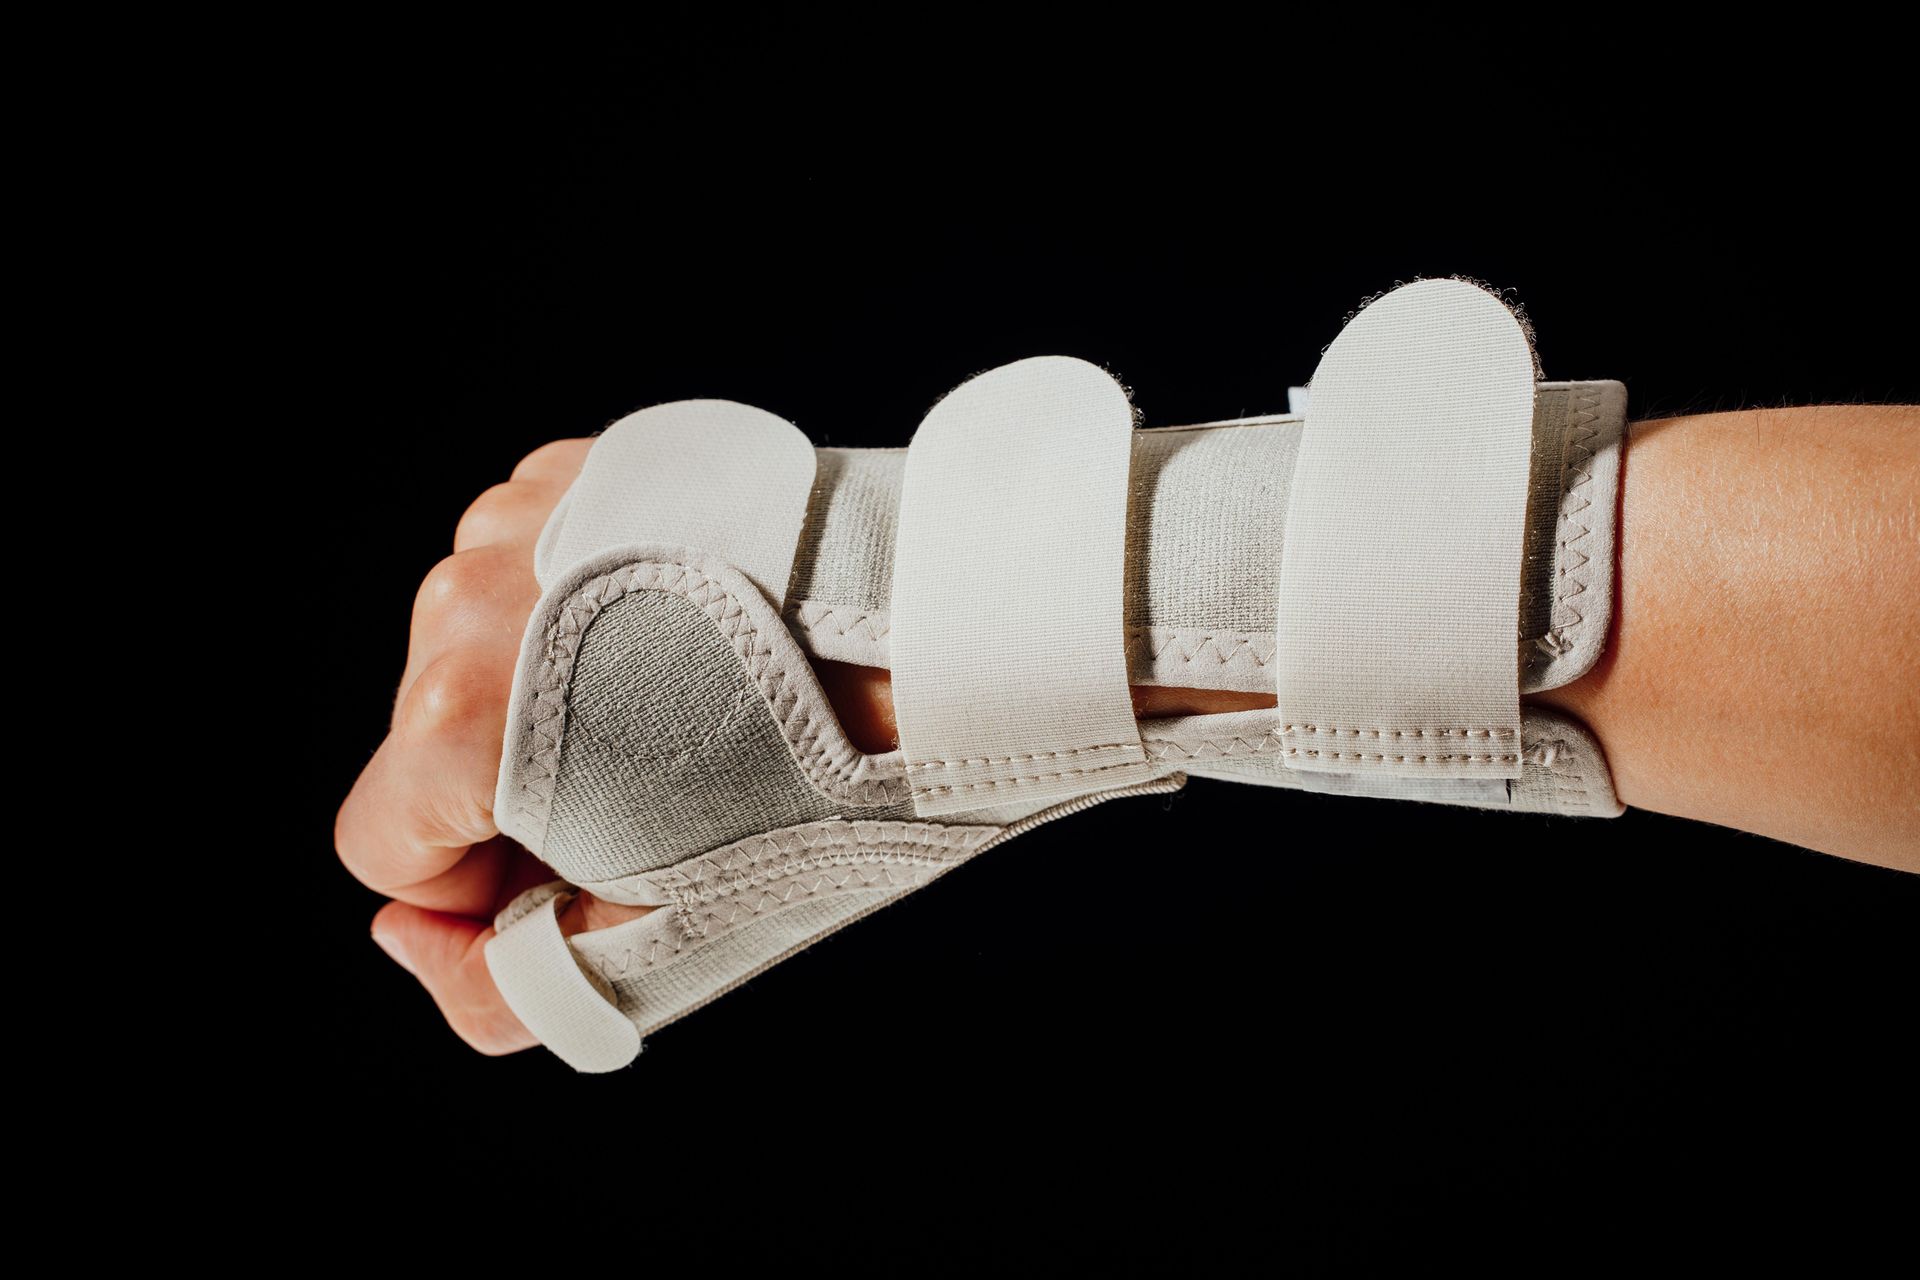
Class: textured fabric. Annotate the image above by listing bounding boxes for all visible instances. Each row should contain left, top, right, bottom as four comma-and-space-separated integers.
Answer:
547, 585, 922, 886
1519, 382, 1623, 689
787, 447, 902, 628
573, 816, 1002, 905
536, 399, 817, 608
1276, 279, 1537, 779
782, 382, 1624, 697
890, 356, 1157, 816
585, 888, 897, 1039
484, 883, 643, 1072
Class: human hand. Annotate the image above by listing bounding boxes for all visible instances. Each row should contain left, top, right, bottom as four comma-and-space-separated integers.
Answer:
336, 435, 1284, 1058
333, 439, 659, 1055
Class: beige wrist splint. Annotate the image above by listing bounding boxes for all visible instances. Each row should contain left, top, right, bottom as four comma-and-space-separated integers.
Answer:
485, 278, 1628, 1072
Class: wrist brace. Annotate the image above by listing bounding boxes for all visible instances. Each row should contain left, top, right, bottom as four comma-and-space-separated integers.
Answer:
483, 278, 1628, 1071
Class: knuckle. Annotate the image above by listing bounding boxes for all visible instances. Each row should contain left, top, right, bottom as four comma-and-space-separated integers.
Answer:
400, 650, 498, 740
454, 482, 522, 548
415, 549, 495, 618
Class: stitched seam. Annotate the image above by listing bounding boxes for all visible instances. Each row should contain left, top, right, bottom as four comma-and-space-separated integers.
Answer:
515, 560, 910, 829
786, 611, 1285, 679
588, 864, 933, 979
1143, 732, 1286, 761
1134, 626, 1275, 668
783, 601, 892, 642
913, 759, 1147, 797
588, 825, 995, 974
1282, 725, 1505, 736
1149, 730, 1586, 802
1283, 749, 1521, 764
665, 865, 929, 945
669, 857, 935, 940
663, 822, 994, 901
1525, 737, 1592, 812
1539, 388, 1602, 660
508, 572, 622, 840
906, 744, 1141, 772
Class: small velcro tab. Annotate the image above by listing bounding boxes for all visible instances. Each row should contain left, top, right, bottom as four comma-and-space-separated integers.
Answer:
484, 882, 642, 1074
889, 356, 1157, 817
535, 399, 817, 610
1274, 279, 1537, 780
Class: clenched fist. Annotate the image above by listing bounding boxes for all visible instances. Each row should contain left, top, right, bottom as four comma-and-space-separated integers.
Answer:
333, 440, 661, 1055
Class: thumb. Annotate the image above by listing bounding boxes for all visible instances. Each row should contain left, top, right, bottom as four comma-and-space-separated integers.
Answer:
371, 900, 538, 1057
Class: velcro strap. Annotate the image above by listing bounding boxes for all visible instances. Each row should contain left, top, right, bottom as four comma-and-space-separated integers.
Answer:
1274, 279, 1537, 779
535, 399, 817, 610
484, 882, 642, 1073
889, 356, 1157, 817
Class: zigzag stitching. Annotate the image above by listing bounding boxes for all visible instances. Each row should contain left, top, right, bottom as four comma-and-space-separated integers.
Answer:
1138, 627, 1275, 669
1546, 389, 1604, 649
1142, 732, 1287, 761
784, 602, 893, 643
514, 559, 911, 835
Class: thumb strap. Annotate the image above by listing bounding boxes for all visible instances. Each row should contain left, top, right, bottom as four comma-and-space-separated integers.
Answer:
485, 881, 643, 1073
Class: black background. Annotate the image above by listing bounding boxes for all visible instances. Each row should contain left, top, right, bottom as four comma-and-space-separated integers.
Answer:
298, 47, 1915, 1267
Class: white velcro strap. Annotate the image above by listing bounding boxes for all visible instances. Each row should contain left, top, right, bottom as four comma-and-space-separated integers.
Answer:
535, 399, 817, 609
1275, 278, 1537, 779
484, 883, 642, 1073
890, 356, 1156, 817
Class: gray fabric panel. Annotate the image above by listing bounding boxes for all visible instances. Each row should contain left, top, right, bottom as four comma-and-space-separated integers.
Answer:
1126, 422, 1295, 635
789, 448, 902, 618
545, 587, 920, 885
782, 383, 1626, 696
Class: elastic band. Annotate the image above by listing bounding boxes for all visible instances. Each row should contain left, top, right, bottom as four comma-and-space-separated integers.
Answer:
1274, 279, 1537, 779
485, 882, 642, 1073
889, 356, 1156, 817
535, 399, 817, 610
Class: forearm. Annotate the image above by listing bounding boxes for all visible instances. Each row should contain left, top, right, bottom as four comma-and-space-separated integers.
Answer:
1531, 405, 1918, 870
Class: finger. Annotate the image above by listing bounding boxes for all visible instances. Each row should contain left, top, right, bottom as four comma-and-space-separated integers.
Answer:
371, 891, 657, 1059
379, 834, 568, 919
337, 647, 514, 902
454, 476, 570, 554
370, 901, 538, 1057
358, 834, 516, 917
390, 544, 543, 736
400, 544, 543, 704
509, 437, 593, 486
342, 487, 563, 907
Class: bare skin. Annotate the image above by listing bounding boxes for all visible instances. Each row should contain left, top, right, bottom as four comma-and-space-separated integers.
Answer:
335, 406, 1919, 1057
